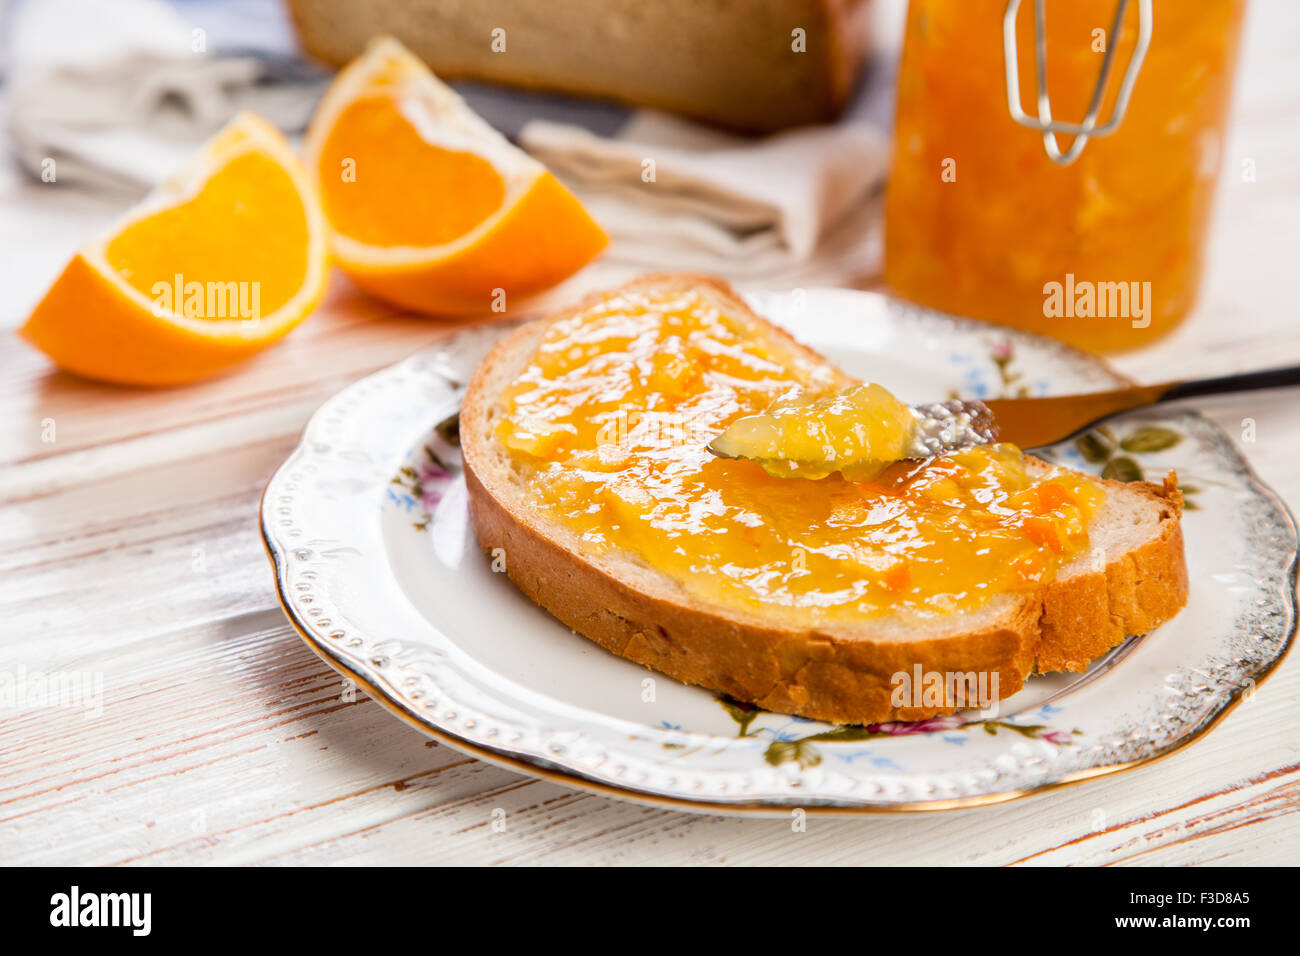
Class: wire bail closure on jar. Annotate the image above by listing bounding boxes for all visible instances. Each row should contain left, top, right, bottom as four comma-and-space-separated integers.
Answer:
1003, 0, 1153, 165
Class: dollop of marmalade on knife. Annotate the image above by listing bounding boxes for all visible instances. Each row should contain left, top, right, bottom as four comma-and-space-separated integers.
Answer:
494, 286, 1105, 624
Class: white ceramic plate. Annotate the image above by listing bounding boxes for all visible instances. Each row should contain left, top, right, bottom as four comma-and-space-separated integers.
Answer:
261, 290, 1297, 814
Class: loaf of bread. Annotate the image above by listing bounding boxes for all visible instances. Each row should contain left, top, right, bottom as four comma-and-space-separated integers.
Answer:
285, 0, 873, 132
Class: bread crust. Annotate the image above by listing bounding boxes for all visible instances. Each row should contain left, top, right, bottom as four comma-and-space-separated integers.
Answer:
285, 0, 870, 133
461, 274, 1189, 725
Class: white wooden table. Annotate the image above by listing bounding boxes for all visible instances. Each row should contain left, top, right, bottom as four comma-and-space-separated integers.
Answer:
3, 2, 1299, 866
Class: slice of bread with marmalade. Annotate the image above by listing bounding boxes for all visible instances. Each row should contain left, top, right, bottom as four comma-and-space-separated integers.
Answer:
461, 274, 1188, 724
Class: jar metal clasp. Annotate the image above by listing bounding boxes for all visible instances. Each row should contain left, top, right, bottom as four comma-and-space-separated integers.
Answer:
1003, 0, 1153, 165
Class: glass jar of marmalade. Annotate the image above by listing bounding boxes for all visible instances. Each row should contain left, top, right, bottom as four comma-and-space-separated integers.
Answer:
884, 0, 1247, 352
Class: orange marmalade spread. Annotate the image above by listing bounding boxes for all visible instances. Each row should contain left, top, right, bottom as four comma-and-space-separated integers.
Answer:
495, 287, 1105, 624
710, 382, 918, 481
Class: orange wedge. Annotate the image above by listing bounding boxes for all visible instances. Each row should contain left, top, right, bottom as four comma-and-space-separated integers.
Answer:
20, 112, 329, 386
304, 38, 607, 316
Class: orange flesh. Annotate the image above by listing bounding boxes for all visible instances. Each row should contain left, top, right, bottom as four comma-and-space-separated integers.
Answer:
494, 288, 1105, 624
105, 152, 309, 318
317, 95, 506, 248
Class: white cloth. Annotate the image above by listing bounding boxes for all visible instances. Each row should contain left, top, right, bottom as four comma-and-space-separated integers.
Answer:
5, 0, 325, 193
521, 111, 889, 279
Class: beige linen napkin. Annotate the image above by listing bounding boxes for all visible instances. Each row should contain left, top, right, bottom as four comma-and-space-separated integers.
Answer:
520, 110, 889, 283
6, 0, 325, 193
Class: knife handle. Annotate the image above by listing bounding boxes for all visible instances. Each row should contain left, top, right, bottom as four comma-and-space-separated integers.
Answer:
1161, 364, 1300, 402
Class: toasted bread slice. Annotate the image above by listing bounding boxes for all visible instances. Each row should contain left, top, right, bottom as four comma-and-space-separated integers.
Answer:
461, 274, 1188, 724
